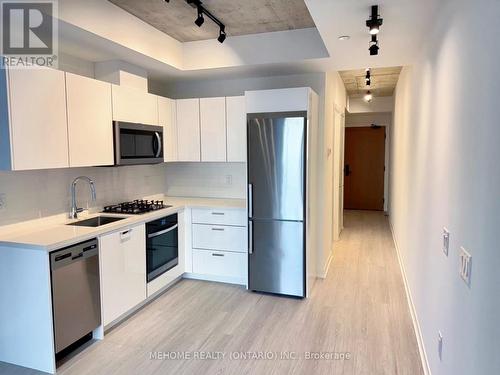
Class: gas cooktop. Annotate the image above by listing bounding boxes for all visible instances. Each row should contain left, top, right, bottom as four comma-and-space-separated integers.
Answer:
103, 200, 172, 215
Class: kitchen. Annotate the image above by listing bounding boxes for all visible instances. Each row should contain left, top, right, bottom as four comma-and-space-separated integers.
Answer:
0, 0, 445, 374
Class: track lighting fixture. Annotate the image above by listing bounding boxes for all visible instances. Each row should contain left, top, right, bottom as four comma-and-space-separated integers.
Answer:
194, 6, 204, 27
365, 69, 371, 86
173, 0, 227, 43
369, 35, 379, 56
217, 27, 226, 43
364, 91, 373, 103
366, 5, 383, 35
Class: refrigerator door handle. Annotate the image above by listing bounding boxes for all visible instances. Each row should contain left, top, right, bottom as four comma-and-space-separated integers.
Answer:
248, 220, 253, 254
248, 183, 253, 218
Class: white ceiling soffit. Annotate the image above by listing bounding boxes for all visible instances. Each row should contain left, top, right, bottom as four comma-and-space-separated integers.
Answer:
304, 0, 442, 70
57, 0, 329, 77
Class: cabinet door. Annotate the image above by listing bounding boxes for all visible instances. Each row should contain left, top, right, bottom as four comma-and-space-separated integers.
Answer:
200, 97, 226, 162
8, 68, 69, 170
176, 98, 200, 161
100, 224, 146, 326
66, 73, 113, 167
226, 96, 246, 162
112, 85, 158, 125
158, 96, 178, 162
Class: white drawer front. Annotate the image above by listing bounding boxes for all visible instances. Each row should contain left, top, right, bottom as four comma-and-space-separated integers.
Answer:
192, 249, 246, 280
192, 208, 246, 226
192, 224, 247, 253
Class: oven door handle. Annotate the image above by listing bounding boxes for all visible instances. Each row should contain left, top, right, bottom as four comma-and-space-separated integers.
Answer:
147, 224, 178, 239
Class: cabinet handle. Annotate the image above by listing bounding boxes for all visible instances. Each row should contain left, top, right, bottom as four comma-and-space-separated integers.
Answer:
211, 227, 225, 231
211, 212, 225, 216
120, 229, 132, 240
212, 253, 224, 257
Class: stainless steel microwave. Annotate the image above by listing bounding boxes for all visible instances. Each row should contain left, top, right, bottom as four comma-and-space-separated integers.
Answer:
114, 121, 163, 165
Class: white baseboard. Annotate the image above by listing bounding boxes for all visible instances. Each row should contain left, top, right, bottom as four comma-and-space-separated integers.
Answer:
389, 220, 431, 375
183, 272, 246, 286
318, 250, 333, 279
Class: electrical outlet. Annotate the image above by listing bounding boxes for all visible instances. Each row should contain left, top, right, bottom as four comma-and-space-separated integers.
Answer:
0, 193, 5, 210
438, 331, 443, 361
442, 228, 450, 256
459, 247, 472, 286
225, 175, 233, 185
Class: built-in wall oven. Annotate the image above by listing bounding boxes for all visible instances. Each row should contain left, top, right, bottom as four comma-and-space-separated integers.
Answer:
114, 121, 163, 165
146, 214, 178, 282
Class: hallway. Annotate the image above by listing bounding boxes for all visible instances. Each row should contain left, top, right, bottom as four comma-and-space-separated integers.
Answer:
0, 211, 422, 375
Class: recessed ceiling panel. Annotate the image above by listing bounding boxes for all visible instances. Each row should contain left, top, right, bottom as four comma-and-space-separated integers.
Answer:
339, 66, 402, 98
108, 0, 316, 42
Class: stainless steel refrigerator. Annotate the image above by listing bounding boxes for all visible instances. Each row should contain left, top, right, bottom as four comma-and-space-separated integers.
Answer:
247, 111, 307, 298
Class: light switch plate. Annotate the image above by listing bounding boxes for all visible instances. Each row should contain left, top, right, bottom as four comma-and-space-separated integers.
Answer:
442, 228, 450, 256
459, 247, 472, 286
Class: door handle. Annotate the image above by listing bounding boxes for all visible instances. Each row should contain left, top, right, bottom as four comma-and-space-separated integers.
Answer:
154, 132, 162, 158
344, 164, 351, 176
248, 220, 253, 254
248, 183, 253, 218
147, 224, 178, 238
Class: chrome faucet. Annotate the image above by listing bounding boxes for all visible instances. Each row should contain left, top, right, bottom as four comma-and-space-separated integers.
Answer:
70, 176, 96, 219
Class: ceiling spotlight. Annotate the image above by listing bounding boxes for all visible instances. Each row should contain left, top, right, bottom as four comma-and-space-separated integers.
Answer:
366, 5, 383, 35
217, 27, 226, 43
365, 69, 371, 85
364, 91, 373, 103
369, 35, 379, 56
338, 35, 350, 41
195, 7, 204, 27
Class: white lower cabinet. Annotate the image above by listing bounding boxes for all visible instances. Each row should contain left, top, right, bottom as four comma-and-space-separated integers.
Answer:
187, 207, 247, 285
192, 249, 246, 281
99, 224, 146, 326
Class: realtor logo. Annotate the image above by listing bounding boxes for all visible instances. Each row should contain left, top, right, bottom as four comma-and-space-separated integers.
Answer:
1, 0, 58, 68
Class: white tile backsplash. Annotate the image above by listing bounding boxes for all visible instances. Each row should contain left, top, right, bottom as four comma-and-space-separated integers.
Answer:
0, 165, 167, 226
165, 162, 246, 199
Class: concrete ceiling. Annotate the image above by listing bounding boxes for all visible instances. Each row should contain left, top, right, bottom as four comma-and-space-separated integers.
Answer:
108, 0, 316, 42
339, 66, 402, 98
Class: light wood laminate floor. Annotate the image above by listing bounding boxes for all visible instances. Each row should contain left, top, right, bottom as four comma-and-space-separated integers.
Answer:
1, 210, 423, 375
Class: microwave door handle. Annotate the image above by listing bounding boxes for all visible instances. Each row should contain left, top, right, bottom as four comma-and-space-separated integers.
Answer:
154, 132, 162, 158
147, 224, 178, 239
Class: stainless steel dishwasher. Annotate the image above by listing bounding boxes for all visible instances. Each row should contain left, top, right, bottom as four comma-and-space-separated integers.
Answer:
50, 238, 101, 354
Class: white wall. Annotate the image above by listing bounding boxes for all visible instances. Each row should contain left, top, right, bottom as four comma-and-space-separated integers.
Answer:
164, 163, 246, 199
0, 165, 167, 226
348, 96, 394, 113
390, 1, 500, 374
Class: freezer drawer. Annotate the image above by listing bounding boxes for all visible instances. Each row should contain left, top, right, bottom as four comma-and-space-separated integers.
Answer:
192, 249, 247, 280
192, 224, 247, 253
248, 219, 305, 297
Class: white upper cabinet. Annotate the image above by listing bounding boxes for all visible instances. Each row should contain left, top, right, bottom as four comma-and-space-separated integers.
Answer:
112, 85, 158, 125
5, 68, 69, 170
66, 73, 113, 167
158, 96, 178, 162
226, 96, 246, 162
176, 98, 201, 162
200, 97, 227, 162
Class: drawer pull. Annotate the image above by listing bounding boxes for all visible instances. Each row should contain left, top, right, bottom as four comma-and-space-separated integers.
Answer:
212, 253, 225, 257
211, 227, 225, 231
211, 212, 225, 216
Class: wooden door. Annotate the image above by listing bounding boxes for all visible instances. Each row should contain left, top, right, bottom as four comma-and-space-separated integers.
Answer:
344, 126, 385, 210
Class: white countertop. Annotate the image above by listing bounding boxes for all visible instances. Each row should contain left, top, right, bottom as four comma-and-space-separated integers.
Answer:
0, 196, 246, 252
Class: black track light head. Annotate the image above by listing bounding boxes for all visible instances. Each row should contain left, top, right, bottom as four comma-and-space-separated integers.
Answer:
195, 7, 204, 27
369, 35, 379, 56
366, 5, 383, 35
218, 27, 226, 43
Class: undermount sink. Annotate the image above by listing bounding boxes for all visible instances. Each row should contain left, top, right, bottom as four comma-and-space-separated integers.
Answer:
67, 216, 126, 227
